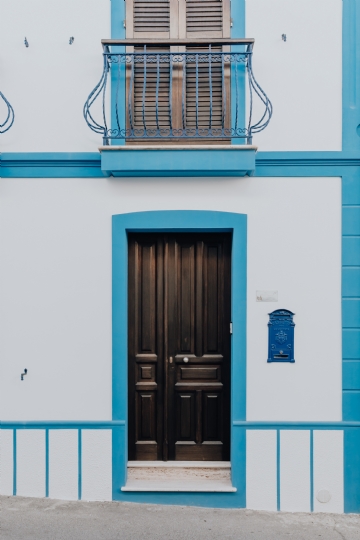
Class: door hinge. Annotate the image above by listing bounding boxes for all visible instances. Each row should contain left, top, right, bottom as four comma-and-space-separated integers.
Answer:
230, 322, 233, 334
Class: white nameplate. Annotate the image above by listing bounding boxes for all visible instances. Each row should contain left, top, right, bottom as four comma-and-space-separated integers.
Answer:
256, 290, 278, 302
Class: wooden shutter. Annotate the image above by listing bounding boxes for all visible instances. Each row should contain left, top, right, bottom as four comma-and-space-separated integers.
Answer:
126, 0, 179, 39
132, 46, 171, 132
179, 0, 230, 39
185, 46, 224, 130
125, 0, 231, 141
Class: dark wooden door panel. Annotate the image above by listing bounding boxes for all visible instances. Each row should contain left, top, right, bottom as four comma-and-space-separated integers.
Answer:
128, 233, 231, 461
128, 235, 164, 460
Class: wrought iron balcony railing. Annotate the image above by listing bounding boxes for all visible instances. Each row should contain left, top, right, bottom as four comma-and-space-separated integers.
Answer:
84, 39, 272, 145
0, 91, 14, 133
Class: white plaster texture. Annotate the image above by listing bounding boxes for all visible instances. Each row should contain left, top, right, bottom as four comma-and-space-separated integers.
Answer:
81, 430, 112, 501
0, 0, 110, 152
49, 430, 78, 501
0, 430, 13, 495
246, 430, 277, 511
280, 430, 310, 512
313, 430, 344, 513
0, 0, 342, 153
0, 176, 341, 421
246, 0, 342, 151
16, 430, 45, 498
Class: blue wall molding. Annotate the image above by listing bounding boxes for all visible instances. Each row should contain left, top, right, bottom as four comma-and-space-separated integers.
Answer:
233, 421, 360, 429
0, 421, 124, 429
1, 152, 360, 178
0, 153, 104, 178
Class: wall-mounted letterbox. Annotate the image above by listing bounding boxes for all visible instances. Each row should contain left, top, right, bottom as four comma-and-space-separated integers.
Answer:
267, 309, 295, 363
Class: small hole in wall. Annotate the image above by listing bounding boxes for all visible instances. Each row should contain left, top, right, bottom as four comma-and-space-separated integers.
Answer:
357, 124, 360, 137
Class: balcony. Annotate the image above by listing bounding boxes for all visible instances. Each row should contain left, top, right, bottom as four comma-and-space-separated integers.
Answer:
84, 39, 272, 177
0, 91, 14, 133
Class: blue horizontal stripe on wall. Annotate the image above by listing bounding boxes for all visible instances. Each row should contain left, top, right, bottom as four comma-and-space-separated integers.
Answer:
343, 392, 360, 421
0, 153, 105, 178
342, 268, 360, 297
0, 152, 358, 178
0, 421, 125, 429
343, 361, 360, 390
343, 206, 360, 235
343, 329, 360, 358
343, 299, 360, 327
343, 237, 360, 265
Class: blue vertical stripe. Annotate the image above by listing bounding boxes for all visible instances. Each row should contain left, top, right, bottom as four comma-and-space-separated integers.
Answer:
45, 429, 49, 497
276, 430, 280, 511
78, 429, 82, 500
12, 429, 16, 496
310, 430, 314, 512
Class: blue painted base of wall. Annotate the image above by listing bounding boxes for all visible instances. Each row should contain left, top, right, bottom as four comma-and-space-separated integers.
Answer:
344, 429, 360, 513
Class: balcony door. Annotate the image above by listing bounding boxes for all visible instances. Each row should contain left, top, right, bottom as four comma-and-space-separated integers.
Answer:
128, 233, 231, 461
125, 0, 231, 142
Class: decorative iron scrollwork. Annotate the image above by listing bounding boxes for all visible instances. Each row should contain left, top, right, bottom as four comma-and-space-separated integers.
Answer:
84, 41, 272, 145
0, 91, 15, 133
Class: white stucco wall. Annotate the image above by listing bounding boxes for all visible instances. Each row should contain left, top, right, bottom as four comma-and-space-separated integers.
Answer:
246, 0, 342, 151
0, 176, 341, 421
0, 0, 342, 152
0, 0, 110, 152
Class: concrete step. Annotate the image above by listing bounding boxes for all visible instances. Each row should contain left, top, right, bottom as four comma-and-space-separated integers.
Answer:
121, 461, 236, 492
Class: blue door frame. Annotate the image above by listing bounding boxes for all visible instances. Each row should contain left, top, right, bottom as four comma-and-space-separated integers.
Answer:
112, 210, 247, 506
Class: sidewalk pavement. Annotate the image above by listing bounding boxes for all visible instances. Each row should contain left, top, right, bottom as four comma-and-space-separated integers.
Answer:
1, 496, 360, 540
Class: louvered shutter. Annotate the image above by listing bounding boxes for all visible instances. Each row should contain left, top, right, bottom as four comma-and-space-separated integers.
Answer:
181, 0, 230, 133
125, 0, 231, 140
126, 0, 178, 39
179, 0, 230, 39
132, 46, 171, 132
185, 46, 224, 131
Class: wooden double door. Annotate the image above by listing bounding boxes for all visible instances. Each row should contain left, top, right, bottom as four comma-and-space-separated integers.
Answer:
128, 233, 231, 461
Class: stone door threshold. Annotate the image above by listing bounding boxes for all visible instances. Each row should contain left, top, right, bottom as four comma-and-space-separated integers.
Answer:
121, 461, 236, 492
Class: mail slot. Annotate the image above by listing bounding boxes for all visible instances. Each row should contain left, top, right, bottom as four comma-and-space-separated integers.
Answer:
267, 309, 295, 363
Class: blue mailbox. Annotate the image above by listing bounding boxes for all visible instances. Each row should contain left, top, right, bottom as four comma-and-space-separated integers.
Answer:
267, 309, 295, 363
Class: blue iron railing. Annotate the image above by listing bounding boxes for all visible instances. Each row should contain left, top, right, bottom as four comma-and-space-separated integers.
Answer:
0, 91, 15, 133
84, 39, 272, 145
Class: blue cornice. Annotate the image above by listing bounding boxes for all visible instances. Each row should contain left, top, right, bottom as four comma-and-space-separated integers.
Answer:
1, 151, 360, 178
257, 152, 360, 167
0, 153, 105, 178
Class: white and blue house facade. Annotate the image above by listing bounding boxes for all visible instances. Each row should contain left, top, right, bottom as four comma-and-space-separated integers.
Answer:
0, 0, 359, 513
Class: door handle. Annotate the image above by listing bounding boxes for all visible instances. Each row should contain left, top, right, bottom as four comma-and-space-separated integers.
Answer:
183, 357, 189, 363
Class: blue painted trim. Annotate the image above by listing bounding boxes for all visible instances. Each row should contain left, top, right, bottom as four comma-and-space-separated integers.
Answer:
100, 147, 256, 177
344, 428, 360, 512
276, 430, 280, 511
342, 0, 360, 152
0, 153, 105, 178
45, 429, 49, 498
233, 421, 360, 428
1, 151, 360, 178
110, 0, 125, 144
78, 429, 82, 501
112, 210, 247, 507
13, 430, 16, 496
231, 0, 246, 146
0, 421, 124, 429
310, 430, 314, 512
